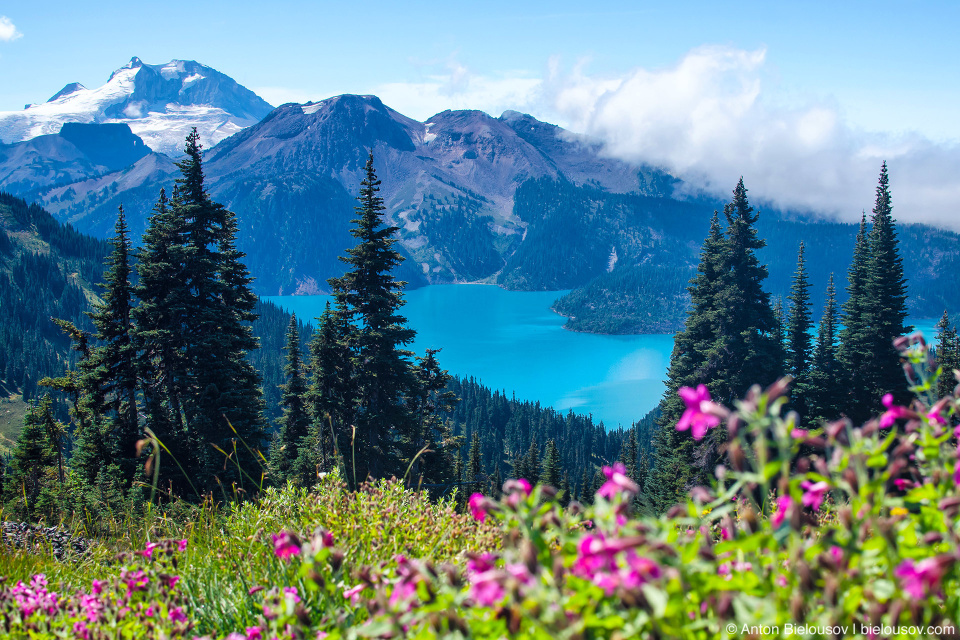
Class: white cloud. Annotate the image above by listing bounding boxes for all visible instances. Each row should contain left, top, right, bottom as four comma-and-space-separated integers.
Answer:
370, 56, 543, 121
543, 45, 960, 229
0, 16, 21, 42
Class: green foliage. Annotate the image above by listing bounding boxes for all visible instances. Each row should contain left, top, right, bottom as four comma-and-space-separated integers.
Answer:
133, 130, 267, 496
3, 394, 65, 520
838, 165, 911, 422
269, 313, 311, 485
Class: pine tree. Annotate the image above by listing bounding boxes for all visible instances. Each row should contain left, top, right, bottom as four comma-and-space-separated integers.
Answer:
646, 180, 781, 513
786, 243, 813, 415
334, 151, 417, 485
559, 471, 572, 507
408, 348, 459, 486
134, 131, 266, 496
935, 311, 960, 399
4, 394, 62, 520
713, 178, 782, 400
490, 462, 503, 499
807, 274, 843, 424
771, 298, 786, 362
466, 431, 483, 491
837, 214, 872, 421
541, 439, 561, 488
620, 429, 639, 482
524, 436, 541, 485
862, 162, 911, 404
270, 313, 311, 485
303, 301, 354, 478
84, 206, 140, 484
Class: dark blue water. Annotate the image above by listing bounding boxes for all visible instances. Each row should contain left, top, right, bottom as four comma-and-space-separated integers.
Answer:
263, 285, 943, 430
263, 285, 674, 429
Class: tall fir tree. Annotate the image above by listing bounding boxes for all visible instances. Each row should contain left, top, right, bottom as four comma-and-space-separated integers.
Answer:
786, 243, 813, 416
646, 212, 726, 513
807, 274, 843, 424
3, 394, 62, 520
466, 430, 484, 490
303, 300, 355, 478
333, 151, 418, 485
862, 163, 911, 404
837, 213, 872, 421
270, 313, 311, 485
838, 164, 911, 422
407, 348, 459, 486
133, 130, 266, 496
935, 311, 960, 399
646, 180, 781, 513
541, 439, 561, 489
85, 206, 140, 485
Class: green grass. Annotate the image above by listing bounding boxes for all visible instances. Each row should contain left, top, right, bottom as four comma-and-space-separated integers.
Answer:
0, 471, 498, 637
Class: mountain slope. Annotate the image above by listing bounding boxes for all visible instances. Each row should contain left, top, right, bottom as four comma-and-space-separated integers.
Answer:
0, 58, 273, 156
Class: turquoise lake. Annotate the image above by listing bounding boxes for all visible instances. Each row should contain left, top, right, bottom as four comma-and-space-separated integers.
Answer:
263, 285, 674, 429
263, 285, 943, 430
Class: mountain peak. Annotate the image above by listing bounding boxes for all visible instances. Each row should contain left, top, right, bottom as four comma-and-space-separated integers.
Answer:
47, 82, 86, 103
1, 57, 274, 156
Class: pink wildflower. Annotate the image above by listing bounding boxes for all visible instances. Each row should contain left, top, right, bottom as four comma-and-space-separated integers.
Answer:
800, 480, 829, 511
90, 579, 104, 595
830, 546, 844, 565
317, 633, 329, 640
468, 493, 488, 522
468, 568, 506, 607
954, 461, 960, 487
343, 584, 364, 604
145, 605, 155, 617
73, 622, 90, 640
271, 531, 301, 561
776, 574, 788, 587
140, 542, 159, 559
597, 462, 640, 500
880, 394, 911, 428
246, 627, 263, 640
283, 586, 300, 603
676, 385, 721, 440
169, 606, 187, 623
319, 529, 335, 548
122, 569, 149, 593
771, 495, 792, 528
895, 558, 943, 598
177, 539, 188, 552
893, 478, 915, 491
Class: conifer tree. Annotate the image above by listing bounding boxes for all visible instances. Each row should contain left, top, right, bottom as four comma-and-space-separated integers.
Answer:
935, 311, 960, 399
466, 431, 483, 490
134, 131, 266, 495
646, 180, 780, 513
408, 348, 459, 486
559, 471, 572, 507
862, 163, 911, 403
85, 206, 139, 484
524, 436, 541, 485
303, 300, 354, 477
807, 274, 842, 424
771, 298, 786, 362
541, 439, 561, 488
4, 394, 62, 520
786, 243, 812, 378
621, 429, 639, 482
837, 214, 872, 421
270, 313, 311, 484
334, 151, 417, 485
490, 463, 503, 499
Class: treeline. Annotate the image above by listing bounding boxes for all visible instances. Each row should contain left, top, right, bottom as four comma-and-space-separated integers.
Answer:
0, 193, 108, 402
643, 165, 918, 512
440, 377, 651, 504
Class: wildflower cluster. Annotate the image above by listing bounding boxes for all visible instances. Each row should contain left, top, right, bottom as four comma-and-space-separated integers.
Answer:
0, 538, 191, 639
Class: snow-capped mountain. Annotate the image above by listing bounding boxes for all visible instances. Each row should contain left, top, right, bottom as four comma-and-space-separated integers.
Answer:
0, 57, 273, 156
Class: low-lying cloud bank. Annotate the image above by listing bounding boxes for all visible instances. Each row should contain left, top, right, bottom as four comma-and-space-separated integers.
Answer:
376, 46, 960, 230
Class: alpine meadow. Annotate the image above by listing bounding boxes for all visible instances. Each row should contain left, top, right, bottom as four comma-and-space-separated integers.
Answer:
3, 4, 960, 639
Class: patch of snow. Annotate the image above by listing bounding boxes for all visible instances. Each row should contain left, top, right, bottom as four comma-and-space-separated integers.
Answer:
423, 122, 436, 144
301, 101, 325, 115
607, 246, 618, 272
180, 73, 204, 90
160, 62, 184, 80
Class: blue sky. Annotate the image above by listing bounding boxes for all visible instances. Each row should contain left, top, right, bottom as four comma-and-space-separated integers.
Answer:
1, 1, 958, 224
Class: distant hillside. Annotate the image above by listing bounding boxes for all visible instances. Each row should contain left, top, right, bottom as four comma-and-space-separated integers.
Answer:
0, 192, 306, 442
